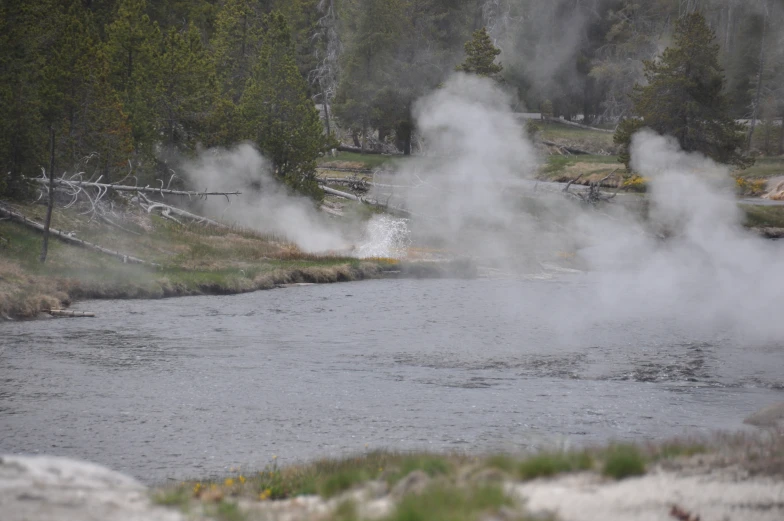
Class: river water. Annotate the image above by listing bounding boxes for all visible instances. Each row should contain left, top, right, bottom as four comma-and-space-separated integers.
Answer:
1, 277, 783, 483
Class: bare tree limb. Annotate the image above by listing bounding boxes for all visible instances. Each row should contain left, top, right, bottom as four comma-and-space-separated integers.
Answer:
31, 178, 240, 198
0, 204, 158, 266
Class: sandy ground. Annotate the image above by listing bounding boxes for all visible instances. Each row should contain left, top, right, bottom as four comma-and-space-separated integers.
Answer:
511, 466, 784, 521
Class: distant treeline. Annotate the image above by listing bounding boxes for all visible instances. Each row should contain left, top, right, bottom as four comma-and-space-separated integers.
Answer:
2, 0, 783, 197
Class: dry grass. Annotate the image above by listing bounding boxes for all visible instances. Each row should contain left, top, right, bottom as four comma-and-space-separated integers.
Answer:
0, 203, 400, 318
540, 155, 626, 185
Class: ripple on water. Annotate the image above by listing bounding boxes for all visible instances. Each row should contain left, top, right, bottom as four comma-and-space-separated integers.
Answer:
0, 277, 783, 483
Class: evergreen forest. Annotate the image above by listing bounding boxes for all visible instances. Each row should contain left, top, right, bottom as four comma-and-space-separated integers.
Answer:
2, 0, 783, 199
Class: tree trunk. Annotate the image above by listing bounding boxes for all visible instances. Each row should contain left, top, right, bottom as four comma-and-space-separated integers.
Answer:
404, 133, 411, 156
361, 117, 368, 154
352, 129, 360, 147
321, 82, 332, 137
40, 127, 55, 264
779, 112, 784, 155
747, 0, 769, 150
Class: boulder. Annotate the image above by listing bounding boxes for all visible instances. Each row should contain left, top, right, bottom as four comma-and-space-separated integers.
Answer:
0, 455, 184, 521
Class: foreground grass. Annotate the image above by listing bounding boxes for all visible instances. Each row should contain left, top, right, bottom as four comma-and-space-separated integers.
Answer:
150, 430, 784, 521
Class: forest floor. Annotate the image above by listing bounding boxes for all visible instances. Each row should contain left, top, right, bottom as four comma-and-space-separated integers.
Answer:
145, 425, 784, 521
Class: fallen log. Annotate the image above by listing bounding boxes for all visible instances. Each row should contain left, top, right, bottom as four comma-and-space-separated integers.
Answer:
145, 202, 228, 229
49, 310, 95, 318
316, 166, 373, 174
544, 118, 615, 133
337, 145, 389, 155
319, 185, 412, 217
32, 178, 240, 199
541, 140, 594, 155
0, 204, 158, 266
317, 177, 413, 190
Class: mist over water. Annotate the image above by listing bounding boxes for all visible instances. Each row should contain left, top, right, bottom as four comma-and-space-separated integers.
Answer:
181, 144, 350, 253
175, 74, 782, 343
2, 280, 783, 483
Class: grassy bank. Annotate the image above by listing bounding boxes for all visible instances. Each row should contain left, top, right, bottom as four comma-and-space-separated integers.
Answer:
537, 121, 617, 154
0, 202, 401, 318
151, 429, 784, 521
318, 151, 403, 171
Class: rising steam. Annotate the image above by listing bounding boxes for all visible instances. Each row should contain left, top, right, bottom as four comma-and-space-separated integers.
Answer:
178, 75, 781, 343
181, 144, 349, 253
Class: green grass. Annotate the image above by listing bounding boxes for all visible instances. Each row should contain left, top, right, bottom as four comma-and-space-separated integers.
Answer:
735, 156, 784, 179
0, 203, 393, 317
384, 483, 517, 521
213, 501, 248, 521
518, 451, 593, 480
742, 204, 784, 228
539, 154, 624, 182
601, 445, 646, 480
538, 121, 617, 152
650, 441, 707, 461
152, 487, 191, 509
318, 151, 403, 170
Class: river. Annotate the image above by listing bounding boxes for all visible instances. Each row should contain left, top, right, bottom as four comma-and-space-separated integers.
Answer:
1, 277, 782, 483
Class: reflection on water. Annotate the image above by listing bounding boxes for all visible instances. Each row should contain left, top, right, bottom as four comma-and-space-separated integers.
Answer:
1, 277, 782, 483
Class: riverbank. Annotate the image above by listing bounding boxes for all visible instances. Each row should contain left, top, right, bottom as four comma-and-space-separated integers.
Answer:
0, 202, 473, 319
149, 425, 784, 521
5, 425, 782, 521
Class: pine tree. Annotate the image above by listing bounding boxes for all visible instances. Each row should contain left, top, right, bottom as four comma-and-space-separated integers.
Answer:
58, 2, 132, 180
154, 23, 215, 152
239, 12, 326, 199
333, 0, 406, 153
456, 27, 502, 79
104, 0, 161, 157
614, 13, 752, 170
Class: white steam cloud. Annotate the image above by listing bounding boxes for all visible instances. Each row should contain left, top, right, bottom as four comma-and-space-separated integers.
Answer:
175, 75, 781, 344
383, 74, 783, 344
586, 131, 784, 344
181, 143, 349, 253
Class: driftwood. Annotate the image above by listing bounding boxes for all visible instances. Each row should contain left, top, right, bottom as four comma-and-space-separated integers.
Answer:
0, 204, 158, 266
49, 310, 95, 318
32, 178, 240, 199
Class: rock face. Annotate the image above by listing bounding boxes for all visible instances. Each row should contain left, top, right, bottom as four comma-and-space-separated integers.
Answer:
0, 455, 184, 521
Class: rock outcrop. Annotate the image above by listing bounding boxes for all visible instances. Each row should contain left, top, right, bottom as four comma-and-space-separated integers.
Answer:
0, 455, 184, 521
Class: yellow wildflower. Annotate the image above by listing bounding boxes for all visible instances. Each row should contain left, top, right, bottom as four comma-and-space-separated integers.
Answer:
224, 478, 235, 487
239, 475, 246, 484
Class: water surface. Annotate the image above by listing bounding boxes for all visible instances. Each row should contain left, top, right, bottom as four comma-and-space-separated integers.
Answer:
1, 277, 782, 483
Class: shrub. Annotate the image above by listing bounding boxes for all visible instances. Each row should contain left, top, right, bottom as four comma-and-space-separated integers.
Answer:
602, 445, 645, 479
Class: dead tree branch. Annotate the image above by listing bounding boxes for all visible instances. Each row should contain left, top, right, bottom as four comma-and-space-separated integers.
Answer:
32, 178, 240, 199
0, 204, 158, 266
